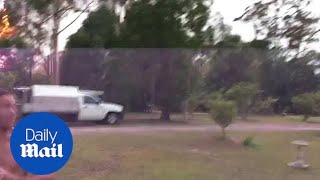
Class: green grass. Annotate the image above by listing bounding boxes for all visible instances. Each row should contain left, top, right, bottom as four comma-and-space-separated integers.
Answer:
59, 131, 320, 180
124, 112, 320, 125
283, 116, 320, 123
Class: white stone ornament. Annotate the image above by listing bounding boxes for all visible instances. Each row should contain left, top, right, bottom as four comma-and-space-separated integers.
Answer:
287, 140, 310, 169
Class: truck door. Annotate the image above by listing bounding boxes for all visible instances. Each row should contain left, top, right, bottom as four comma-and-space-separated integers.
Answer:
79, 95, 105, 121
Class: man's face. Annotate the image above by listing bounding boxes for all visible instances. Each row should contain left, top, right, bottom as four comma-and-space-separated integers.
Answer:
0, 94, 16, 128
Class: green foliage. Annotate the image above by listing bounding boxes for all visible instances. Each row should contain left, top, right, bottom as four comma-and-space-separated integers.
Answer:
210, 100, 237, 127
67, 6, 119, 48
215, 35, 242, 48
120, 0, 212, 48
236, 0, 319, 52
32, 73, 50, 85
0, 72, 17, 89
205, 48, 259, 90
226, 82, 259, 119
209, 35, 319, 114
64, 0, 212, 119
0, 38, 27, 48
259, 58, 319, 113
210, 100, 237, 138
204, 91, 224, 109
29, 0, 53, 12
247, 40, 271, 49
208, 91, 224, 101
292, 93, 317, 121
62, 6, 119, 88
60, 0, 320, 119
253, 97, 277, 114
7, 0, 89, 47
313, 93, 320, 115
0, 39, 30, 87
120, 0, 186, 47
61, 49, 106, 90
242, 136, 258, 148
226, 82, 258, 100
186, 94, 200, 112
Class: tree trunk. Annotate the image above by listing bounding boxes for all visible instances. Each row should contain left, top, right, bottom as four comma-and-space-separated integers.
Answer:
51, 3, 60, 85
184, 100, 188, 121
23, 2, 33, 85
151, 65, 157, 109
240, 105, 248, 120
160, 107, 170, 121
240, 100, 250, 120
158, 51, 172, 122
222, 127, 226, 140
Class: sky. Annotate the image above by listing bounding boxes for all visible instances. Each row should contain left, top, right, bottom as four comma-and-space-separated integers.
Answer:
211, 0, 320, 50
58, 0, 256, 51
2, 0, 317, 53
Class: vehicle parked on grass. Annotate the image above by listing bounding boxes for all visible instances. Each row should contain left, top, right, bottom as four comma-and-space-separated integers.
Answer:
14, 85, 124, 125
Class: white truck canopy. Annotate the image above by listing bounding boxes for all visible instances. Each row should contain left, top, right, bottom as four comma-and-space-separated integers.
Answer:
79, 90, 104, 96
22, 85, 81, 113
32, 85, 80, 97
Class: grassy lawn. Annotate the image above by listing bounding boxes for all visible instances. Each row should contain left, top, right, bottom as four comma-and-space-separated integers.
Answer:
59, 131, 320, 180
124, 112, 320, 125
282, 116, 320, 124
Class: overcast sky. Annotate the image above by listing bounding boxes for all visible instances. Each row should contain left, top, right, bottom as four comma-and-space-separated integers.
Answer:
58, 0, 253, 51
53, 0, 320, 52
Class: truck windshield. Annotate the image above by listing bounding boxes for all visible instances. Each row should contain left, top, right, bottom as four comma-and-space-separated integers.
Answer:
84, 95, 102, 104
93, 96, 102, 103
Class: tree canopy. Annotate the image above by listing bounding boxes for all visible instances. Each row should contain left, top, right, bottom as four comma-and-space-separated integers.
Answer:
58, 0, 320, 120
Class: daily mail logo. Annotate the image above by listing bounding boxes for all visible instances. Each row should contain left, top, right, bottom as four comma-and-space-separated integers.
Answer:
10, 113, 73, 175
20, 129, 63, 158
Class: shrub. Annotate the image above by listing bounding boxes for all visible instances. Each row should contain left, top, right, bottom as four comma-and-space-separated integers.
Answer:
210, 100, 237, 139
204, 91, 224, 110
292, 93, 315, 121
313, 92, 320, 115
0, 72, 16, 89
242, 136, 257, 148
226, 82, 259, 120
252, 97, 277, 114
184, 94, 201, 120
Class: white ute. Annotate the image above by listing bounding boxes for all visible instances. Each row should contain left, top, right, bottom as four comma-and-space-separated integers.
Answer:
15, 85, 124, 125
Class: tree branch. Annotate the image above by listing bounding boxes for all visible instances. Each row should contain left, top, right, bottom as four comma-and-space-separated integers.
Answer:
306, 29, 320, 41
60, 6, 75, 18
38, 5, 74, 25
57, 0, 94, 35
234, 11, 248, 21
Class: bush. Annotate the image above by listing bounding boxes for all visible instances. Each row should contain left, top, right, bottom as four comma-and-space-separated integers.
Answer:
210, 100, 237, 139
204, 91, 224, 110
313, 92, 320, 115
184, 94, 201, 120
242, 136, 258, 148
292, 93, 315, 121
0, 72, 16, 89
252, 97, 277, 114
226, 82, 259, 120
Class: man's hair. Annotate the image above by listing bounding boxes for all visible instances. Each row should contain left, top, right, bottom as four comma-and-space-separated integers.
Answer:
0, 88, 13, 97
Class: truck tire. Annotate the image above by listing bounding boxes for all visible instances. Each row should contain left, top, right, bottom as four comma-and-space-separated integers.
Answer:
104, 113, 121, 125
